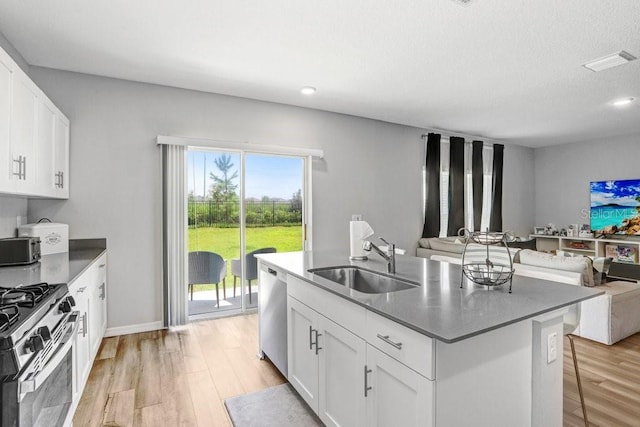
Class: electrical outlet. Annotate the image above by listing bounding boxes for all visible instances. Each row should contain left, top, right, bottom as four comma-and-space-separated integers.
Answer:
352, 214, 362, 221
16, 216, 22, 228
547, 332, 557, 364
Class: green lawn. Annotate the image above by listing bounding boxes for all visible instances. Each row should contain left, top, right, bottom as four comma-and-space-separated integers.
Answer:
188, 226, 302, 293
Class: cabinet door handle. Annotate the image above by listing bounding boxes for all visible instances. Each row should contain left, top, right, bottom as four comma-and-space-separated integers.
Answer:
314, 330, 322, 355
376, 334, 402, 350
99, 283, 106, 300
13, 155, 23, 179
309, 327, 322, 354
77, 286, 87, 293
99, 264, 106, 268
22, 156, 26, 180
78, 313, 88, 338
60, 171, 64, 188
364, 365, 372, 397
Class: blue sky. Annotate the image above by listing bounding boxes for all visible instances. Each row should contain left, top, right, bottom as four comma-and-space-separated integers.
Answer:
591, 179, 640, 207
187, 150, 303, 199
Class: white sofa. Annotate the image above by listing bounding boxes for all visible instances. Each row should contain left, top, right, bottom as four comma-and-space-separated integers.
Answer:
430, 249, 640, 345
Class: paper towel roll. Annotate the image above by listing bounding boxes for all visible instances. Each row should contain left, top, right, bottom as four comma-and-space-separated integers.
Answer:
350, 221, 374, 260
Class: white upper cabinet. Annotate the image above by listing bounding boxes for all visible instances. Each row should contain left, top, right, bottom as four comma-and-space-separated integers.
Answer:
0, 45, 70, 199
0, 51, 14, 193
35, 99, 55, 195
11, 76, 38, 194
52, 113, 70, 198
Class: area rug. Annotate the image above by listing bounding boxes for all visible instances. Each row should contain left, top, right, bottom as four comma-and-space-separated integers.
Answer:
224, 383, 323, 427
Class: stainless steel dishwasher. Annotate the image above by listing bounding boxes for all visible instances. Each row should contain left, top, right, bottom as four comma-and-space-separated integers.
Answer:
258, 261, 288, 377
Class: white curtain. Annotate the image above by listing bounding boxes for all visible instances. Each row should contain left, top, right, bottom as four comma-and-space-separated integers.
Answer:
161, 144, 188, 327
480, 145, 494, 232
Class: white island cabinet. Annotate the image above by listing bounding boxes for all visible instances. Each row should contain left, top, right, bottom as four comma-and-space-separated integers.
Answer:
258, 251, 603, 427
288, 275, 434, 427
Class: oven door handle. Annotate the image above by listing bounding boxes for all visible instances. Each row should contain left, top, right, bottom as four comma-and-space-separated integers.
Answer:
18, 311, 80, 400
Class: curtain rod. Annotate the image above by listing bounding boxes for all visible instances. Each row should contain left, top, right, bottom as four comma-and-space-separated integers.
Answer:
420, 131, 500, 142
157, 135, 324, 158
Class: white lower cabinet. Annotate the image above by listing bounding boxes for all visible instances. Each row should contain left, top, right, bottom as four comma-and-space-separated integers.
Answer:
288, 296, 367, 427
89, 256, 107, 355
69, 253, 108, 402
365, 345, 433, 426
287, 279, 434, 427
70, 280, 91, 398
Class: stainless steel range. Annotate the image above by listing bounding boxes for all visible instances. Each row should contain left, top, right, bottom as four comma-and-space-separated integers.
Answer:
0, 282, 78, 427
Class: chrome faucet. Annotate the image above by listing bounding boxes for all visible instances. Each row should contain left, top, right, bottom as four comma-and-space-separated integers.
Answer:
363, 237, 396, 273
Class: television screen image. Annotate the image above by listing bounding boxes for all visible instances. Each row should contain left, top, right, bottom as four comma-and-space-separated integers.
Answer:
590, 179, 640, 235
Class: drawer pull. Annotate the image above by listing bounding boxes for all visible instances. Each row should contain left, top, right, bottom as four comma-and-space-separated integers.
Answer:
376, 334, 403, 350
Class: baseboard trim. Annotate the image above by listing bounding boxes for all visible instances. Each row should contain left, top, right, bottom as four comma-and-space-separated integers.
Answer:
105, 321, 165, 337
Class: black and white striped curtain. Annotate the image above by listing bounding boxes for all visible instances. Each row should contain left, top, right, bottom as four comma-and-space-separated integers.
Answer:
422, 133, 441, 238
447, 137, 465, 236
422, 135, 505, 236
489, 144, 504, 231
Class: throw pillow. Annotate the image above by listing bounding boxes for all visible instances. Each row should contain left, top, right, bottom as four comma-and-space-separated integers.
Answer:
518, 249, 594, 287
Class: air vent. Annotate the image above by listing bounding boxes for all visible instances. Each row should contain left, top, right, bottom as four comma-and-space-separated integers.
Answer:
583, 51, 637, 72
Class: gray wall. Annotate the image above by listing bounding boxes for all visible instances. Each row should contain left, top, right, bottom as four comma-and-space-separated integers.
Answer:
534, 133, 640, 228
27, 67, 533, 330
0, 196, 27, 238
0, 30, 29, 76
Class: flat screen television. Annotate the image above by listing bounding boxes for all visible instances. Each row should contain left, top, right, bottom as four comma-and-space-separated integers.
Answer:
590, 179, 640, 235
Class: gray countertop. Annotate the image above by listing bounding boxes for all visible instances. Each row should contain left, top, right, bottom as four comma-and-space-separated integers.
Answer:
0, 247, 106, 288
257, 251, 604, 343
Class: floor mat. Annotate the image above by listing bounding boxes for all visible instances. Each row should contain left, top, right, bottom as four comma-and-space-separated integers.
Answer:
224, 383, 323, 427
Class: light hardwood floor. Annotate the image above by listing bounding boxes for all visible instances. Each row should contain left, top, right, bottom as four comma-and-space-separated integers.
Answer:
75, 313, 640, 427
73, 314, 285, 427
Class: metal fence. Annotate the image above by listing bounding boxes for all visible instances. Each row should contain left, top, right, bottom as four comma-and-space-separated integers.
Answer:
188, 200, 302, 227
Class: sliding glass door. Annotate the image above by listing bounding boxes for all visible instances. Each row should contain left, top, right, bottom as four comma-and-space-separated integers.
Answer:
243, 154, 304, 308
186, 149, 307, 318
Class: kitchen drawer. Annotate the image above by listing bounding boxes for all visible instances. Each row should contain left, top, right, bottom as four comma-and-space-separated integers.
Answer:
287, 275, 367, 339
365, 310, 435, 380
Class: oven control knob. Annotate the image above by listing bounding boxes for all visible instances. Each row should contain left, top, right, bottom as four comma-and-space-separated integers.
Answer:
66, 296, 76, 307
37, 326, 52, 342
59, 300, 72, 313
25, 335, 45, 353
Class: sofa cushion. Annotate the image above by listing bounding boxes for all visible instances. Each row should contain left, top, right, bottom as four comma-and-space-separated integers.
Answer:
428, 238, 465, 255
418, 238, 432, 249
518, 249, 594, 287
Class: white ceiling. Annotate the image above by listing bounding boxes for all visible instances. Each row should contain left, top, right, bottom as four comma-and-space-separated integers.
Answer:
0, 0, 639, 147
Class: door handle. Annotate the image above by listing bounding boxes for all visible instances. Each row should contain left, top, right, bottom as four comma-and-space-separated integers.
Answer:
314, 330, 322, 355
364, 365, 372, 397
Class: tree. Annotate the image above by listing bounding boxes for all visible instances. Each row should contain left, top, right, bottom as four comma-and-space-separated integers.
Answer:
209, 154, 238, 202
291, 189, 302, 212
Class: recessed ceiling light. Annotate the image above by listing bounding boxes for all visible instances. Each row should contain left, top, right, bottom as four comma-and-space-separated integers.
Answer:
300, 86, 316, 95
583, 51, 637, 72
612, 97, 635, 107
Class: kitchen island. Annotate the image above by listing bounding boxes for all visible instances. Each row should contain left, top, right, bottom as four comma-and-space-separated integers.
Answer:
257, 251, 603, 427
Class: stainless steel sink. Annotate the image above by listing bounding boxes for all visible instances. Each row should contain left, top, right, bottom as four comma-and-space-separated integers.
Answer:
308, 266, 419, 294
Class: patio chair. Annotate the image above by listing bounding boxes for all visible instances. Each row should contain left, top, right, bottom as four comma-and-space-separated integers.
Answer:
188, 251, 227, 308
231, 247, 276, 303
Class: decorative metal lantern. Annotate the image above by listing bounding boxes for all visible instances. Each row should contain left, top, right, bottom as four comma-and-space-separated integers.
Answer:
461, 230, 514, 293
